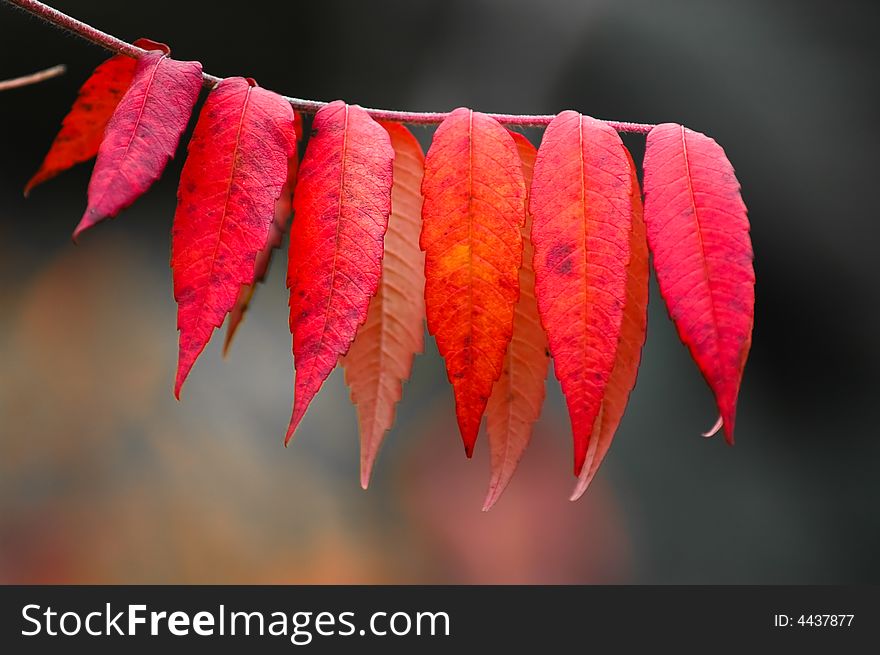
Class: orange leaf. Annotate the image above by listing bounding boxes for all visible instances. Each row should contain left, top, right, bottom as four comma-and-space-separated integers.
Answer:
530, 111, 633, 476
420, 108, 526, 456
483, 131, 550, 510
342, 122, 426, 488
571, 147, 649, 500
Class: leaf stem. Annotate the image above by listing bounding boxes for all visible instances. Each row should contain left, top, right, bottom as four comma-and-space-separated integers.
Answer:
0, 63, 65, 91
4, 0, 656, 133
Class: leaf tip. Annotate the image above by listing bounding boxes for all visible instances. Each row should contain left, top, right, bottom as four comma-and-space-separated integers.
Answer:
360, 452, 378, 490
481, 488, 500, 512
482, 467, 518, 511
569, 470, 594, 502
72, 212, 97, 242
174, 356, 195, 401
701, 414, 723, 438
223, 306, 247, 357
723, 422, 736, 446
721, 403, 737, 445
221, 331, 234, 359
285, 407, 304, 447
457, 416, 480, 459
24, 170, 48, 198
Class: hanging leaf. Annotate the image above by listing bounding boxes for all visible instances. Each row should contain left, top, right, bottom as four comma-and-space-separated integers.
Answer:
74, 49, 202, 239
25, 39, 169, 196
571, 147, 649, 501
530, 111, 632, 476
342, 121, 426, 488
420, 107, 526, 456
286, 101, 394, 442
482, 131, 549, 510
223, 112, 304, 355
172, 77, 297, 397
642, 123, 754, 441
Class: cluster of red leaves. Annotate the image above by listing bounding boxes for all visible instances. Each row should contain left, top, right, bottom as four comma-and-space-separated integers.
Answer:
27, 44, 754, 507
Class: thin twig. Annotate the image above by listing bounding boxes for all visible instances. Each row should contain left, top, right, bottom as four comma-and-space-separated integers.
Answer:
0, 63, 65, 92
3, 0, 656, 133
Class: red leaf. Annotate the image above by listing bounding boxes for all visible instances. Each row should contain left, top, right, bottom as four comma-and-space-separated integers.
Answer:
223, 112, 304, 355
530, 111, 632, 476
172, 77, 297, 397
571, 147, 649, 500
420, 108, 526, 456
482, 131, 550, 510
342, 121, 426, 488
74, 50, 202, 239
642, 123, 754, 441
25, 39, 169, 196
286, 101, 394, 442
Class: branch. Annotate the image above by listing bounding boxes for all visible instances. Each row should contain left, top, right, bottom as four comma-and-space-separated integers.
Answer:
4, 0, 656, 133
0, 63, 65, 92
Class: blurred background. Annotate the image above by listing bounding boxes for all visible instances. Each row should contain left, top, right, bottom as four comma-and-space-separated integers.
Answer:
1, 0, 878, 584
